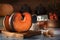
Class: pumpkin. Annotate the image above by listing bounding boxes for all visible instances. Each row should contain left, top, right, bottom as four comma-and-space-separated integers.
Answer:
3, 15, 11, 31
0, 4, 14, 16
3, 12, 32, 32
10, 12, 32, 32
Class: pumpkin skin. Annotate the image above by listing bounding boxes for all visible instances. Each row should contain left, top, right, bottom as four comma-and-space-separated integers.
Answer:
0, 4, 13, 16
11, 12, 32, 32
3, 15, 11, 31
3, 13, 16, 32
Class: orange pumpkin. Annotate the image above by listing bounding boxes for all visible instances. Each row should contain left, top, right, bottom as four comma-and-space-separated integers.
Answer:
0, 4, 14, 16
3, 13, 16, 32
11, 12, 32, 32
3, 12, 32, 32
3, 15, 11, 31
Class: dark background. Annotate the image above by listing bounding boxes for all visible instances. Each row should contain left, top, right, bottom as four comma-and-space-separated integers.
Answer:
0, 0, 60, 12
0, 0, 60, 27
0, 0, 60, 18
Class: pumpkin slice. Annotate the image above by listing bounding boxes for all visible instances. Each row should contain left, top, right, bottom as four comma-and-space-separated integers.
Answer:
3, 15, 11, 31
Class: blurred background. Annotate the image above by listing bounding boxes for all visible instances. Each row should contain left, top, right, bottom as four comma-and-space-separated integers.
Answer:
0, 0, 60, 28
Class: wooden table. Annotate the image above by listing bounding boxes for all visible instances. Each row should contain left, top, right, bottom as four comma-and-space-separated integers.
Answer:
1, 30, 41, 38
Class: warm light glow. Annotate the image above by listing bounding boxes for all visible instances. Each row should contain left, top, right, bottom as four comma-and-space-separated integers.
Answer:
49, 12, 58, 20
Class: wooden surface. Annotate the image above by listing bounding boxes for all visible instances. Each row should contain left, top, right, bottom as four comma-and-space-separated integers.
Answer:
23, 30, 41, 38
0, 28, 5, 33
1, 30, 41, 38
2, 31, 23, 38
